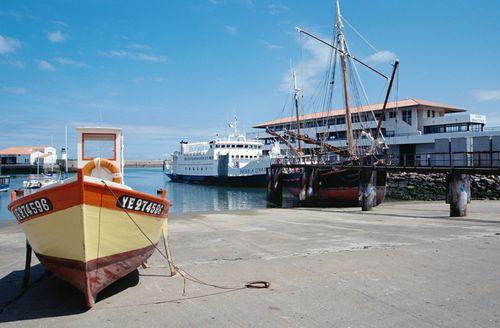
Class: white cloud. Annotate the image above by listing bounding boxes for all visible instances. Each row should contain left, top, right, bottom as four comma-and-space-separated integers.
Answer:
153, 76, 165, 82
137, 53, 169, 63
280, 33, 331, 93
0, 59, 24, 68
127, 43, 152, 51
52, 20, 68, 27
268, 4, 289, 15
0, 10, 39, 21
363, 50, 397, 64
225, 25, 238, 35
98, 50, 168, 63
260, 39, 281, 49
47, 30, 66, 43
1, 86, 27, 94
472, 89, 500, 102
38, 60, 55, 71
53, 57, 89, 67
0, 35, 21, 54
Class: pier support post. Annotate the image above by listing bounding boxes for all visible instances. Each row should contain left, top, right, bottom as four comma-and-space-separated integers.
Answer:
267, 166, 283, 207
359, 168, 376, 211
299, 167, 319, 206
446, 173, 471, 217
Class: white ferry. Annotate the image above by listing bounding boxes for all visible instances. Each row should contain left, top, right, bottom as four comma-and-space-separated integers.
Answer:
164, 120, 280, 187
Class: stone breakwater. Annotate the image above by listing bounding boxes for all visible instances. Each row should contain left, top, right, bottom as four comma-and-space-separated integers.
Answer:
386, 173, 500, 201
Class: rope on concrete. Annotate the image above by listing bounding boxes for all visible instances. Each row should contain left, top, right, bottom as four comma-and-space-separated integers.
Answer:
101, 180, 270, 295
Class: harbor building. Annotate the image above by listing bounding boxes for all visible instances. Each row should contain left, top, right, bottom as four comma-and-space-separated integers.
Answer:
251, 98, 498, 156
0, 146, 57, 165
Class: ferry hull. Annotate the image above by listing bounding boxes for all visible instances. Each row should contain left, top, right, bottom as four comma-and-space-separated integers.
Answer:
166, 173, 267, 187
8, 171, 170, 307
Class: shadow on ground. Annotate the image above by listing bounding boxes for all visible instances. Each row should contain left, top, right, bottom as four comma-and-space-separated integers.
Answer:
0, 266, 139, 323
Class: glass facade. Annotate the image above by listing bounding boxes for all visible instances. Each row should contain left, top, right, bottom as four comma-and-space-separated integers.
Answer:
423, 123, 483, 134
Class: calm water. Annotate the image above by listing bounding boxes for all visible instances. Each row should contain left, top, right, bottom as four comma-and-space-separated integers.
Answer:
0, 168, 269, 221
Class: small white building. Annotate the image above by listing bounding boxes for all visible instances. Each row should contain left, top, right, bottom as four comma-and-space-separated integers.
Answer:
0, 146, 57, 165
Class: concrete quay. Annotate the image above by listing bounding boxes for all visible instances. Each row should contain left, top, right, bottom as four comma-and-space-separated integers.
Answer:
1, 201, 500, 327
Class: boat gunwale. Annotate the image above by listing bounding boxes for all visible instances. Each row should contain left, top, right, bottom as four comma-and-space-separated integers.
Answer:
8, 169, 171, 223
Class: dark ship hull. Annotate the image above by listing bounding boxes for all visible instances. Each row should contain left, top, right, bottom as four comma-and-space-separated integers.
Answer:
285, 168, 386, 207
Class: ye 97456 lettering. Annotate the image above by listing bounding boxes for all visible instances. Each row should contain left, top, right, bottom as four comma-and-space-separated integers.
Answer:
117, 195, 165, 216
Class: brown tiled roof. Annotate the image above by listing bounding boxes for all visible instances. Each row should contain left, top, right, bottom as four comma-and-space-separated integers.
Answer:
253, 98, 465, 128
0, 146, 48, 155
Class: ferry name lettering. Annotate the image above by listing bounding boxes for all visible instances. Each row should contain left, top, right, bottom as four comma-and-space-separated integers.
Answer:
117, 195, 164, 215
240, 167, 266, 174
12, 197, 53, 221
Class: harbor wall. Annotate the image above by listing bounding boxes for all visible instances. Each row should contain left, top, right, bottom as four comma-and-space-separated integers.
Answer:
386, 172, 500, 201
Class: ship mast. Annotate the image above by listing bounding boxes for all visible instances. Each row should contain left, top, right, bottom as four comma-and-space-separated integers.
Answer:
292, 70, 302, 155
336, 0, 355, 157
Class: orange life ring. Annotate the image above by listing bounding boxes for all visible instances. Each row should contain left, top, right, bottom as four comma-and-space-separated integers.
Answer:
83, 158, 122, 183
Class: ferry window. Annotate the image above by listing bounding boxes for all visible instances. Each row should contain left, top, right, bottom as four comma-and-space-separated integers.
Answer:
389, 111, 396, 119
427, 110, 431, 118
236, 155, 239, 158
82, 133, 116, 160
245, 155, 248, 158
336, 117, 346, 125
351, 114, 360, 123
402, 110, 412, 125
237, 145, 243, 148
244, 145, 248, 148
432, 110, 436, 118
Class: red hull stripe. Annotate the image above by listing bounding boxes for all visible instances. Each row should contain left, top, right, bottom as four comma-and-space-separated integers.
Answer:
36, 244, 157, 306
36, 244, 156, 272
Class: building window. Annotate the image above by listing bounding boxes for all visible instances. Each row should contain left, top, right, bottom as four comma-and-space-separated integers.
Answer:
402, 110, 412, 125
470, 123, 482, 132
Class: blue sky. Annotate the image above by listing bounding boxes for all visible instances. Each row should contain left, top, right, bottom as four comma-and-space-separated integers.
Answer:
1, 0, 499, 159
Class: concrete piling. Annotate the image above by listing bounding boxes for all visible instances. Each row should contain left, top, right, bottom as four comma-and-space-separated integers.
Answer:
446, 173, 471, 217
266, 166, 283, 207
360, 168, 377, 211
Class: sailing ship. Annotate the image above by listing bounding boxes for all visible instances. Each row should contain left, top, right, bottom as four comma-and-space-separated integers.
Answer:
165, 118, 281, 187
8, 127, 171, 307
272, 0, 399, 206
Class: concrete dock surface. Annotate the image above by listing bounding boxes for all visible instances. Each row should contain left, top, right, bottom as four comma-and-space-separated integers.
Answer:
1, 201, 500, 327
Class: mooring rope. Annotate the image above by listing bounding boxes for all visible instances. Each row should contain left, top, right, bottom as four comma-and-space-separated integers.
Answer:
101, 180, 270, 295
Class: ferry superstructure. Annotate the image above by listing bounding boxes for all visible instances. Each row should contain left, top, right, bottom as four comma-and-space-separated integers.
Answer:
165, 122, 280, 187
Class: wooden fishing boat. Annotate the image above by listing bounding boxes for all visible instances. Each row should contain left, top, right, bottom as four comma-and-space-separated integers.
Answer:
8, 127, 170, 307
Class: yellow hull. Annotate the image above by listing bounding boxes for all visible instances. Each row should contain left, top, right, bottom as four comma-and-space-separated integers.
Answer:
9, 172, 170, 306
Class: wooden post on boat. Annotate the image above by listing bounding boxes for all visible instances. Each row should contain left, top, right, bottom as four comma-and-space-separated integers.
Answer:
23, 240, 32, 290
446, 173, 471, 217
267, 166, 283, 207
11, 191, 33, 290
